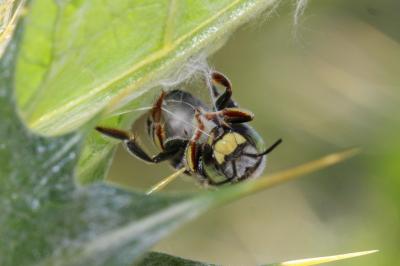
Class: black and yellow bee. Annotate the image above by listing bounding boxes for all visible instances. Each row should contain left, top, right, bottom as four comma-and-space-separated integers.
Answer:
96, 71, 281, 188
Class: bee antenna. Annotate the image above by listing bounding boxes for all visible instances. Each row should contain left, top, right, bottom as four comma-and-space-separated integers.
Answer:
243, 138, 282, 158
257, 138, 282, 157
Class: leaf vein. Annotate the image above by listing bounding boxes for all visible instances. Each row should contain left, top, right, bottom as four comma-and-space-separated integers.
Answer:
30, 0, 255, 132
162, 0, 177, 47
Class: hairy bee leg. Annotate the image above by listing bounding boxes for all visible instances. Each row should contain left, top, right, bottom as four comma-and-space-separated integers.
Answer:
204, 108, 254, 124
125, 140, 155, 163
152, 137, 188, 163
185, 110, 205, 173
222, 108, 254, 123
95, 126, 175, 164
95, 126, 130, 140
127, 137, 188, 164
185, 140, 200, 173
211, 85, 219, 98
212, 71, 233, 110
150, 90, 166, 149
96, 126, 155, 163
151, 90, 165, 122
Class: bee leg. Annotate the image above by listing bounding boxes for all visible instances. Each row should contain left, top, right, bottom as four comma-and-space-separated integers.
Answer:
95, 126, 131, 140
95, 126, 156, 163
221, 108, 254, 123
185, 110, 205, 173
126, 136, 188, 164
151, 90, 165, 122
204, 108, 254, 124
211, 84, 219, 98
152, 137, 188, 163
95, 126, 186, 164
125, 139, 157, 163
150, 90, 166, 149
212, 71, 236, 110
185, 140, 201, 173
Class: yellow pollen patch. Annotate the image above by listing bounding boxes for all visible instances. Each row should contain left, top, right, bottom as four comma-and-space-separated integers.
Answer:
215, 134, 237, 155
233, 132, 246, 145
213, 133, 247, 164
214, 151, 225, 164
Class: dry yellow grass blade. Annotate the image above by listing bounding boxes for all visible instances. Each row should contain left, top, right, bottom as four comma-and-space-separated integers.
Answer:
276, 249, 378, 266
236, 148, 360, 197
146, 148, 359, 196
202, 148, 361, 207
146, 167, 186, 195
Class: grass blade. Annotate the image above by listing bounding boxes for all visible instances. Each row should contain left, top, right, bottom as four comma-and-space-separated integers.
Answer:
211, 148, 360, 204
146, 168, 186, 195
268, 249, 379, 266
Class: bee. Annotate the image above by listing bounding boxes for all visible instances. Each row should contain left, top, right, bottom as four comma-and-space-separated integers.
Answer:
96, 71, 281, 189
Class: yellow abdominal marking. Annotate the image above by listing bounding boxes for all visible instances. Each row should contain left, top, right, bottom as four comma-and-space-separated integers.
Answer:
214, 133, 246, 164
185, 143, 197, 172
214, 152, 225, 165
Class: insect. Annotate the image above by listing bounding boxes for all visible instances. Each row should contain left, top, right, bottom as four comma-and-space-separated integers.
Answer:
96, 71, 282, 191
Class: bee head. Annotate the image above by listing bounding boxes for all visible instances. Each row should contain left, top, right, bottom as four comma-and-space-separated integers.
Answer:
202, 125, 281, 185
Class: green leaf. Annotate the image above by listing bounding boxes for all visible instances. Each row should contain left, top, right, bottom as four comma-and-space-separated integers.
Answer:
0, 32, 207, 265
0, 12, 205, 266
0, 27, 358, 263
139, 252, 216, 266
12, 0, 281, 184
0, 1, 365, 266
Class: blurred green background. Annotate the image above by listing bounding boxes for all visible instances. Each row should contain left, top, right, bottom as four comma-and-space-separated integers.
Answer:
108, 0, 400, 265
